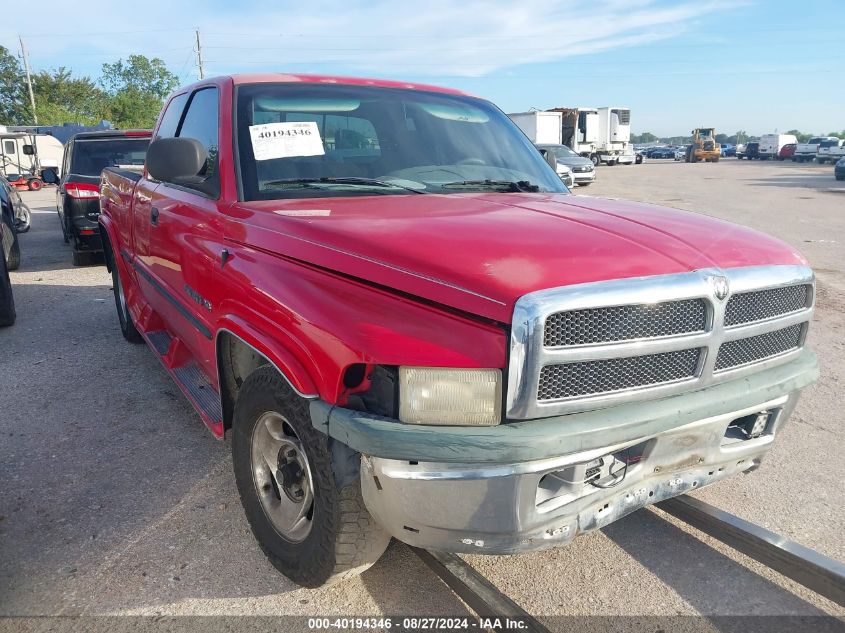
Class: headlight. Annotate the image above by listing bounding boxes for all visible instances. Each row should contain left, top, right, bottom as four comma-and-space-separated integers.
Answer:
398, 367, 502, 426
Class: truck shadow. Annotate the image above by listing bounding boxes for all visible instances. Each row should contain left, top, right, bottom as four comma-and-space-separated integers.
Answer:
601, 507, 834, 619
0, 282, 468, 616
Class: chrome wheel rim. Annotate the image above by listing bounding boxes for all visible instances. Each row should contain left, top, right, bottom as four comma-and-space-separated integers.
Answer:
251, 411, 314, 542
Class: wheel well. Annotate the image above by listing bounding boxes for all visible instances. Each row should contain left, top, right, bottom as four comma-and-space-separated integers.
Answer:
217, 332, 273, 431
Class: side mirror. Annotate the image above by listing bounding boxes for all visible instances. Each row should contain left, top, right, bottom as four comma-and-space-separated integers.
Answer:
146, 137, 207, 184
538, 148, 558, 172
22, 144, 35, 156
40, 169, 59, 185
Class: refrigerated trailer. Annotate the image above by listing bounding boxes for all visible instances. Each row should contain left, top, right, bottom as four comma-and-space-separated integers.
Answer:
595, 107, 631, 165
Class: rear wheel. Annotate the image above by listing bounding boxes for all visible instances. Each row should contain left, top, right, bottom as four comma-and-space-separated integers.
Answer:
0, 241, 15, 327
232, 365, 390, 587
27, 178, 43, 191
109, 251, 142, 343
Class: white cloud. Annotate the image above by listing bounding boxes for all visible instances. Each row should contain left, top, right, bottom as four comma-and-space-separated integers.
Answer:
3, 0, 740, 78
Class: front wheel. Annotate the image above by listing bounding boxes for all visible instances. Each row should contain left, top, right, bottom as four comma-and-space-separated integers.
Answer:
7, 231, 20, 271
589, 154, 599, 166
232, 366, 390, 587
27, 178, 43, 191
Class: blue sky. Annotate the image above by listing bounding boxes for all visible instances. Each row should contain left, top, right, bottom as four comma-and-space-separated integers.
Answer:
1, 0, 842, 136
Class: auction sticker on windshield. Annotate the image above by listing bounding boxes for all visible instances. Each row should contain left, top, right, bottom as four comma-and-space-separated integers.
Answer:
249, 121, 325, 160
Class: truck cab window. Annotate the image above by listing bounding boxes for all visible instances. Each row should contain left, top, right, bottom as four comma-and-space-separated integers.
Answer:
156, 93, 189, 140
177, 88, 220, 186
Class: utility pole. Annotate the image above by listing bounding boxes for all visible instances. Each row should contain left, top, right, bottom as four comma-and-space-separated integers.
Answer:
195, 29, 205, 79
18, 35, 38, 125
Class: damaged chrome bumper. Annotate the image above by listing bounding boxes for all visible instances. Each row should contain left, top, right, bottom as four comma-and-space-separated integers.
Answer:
360, 393, 800, 554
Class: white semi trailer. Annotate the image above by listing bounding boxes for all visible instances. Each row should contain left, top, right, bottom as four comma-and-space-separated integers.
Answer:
507, 111, 563, 145
595, 107, 631, 165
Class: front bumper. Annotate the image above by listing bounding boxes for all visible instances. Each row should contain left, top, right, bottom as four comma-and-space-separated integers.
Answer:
311, 350, 817, 554
572, 170, 596, 183
361, 393, 798, 554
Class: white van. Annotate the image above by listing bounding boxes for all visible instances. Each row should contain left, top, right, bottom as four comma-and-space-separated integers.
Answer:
758, 133, 798, 160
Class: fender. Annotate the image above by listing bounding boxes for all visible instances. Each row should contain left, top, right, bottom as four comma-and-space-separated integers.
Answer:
214, 315, 319, 398
98, 214, 119, 273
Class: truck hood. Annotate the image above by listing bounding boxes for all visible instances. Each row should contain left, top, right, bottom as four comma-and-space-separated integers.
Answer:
230, 193, 807, 323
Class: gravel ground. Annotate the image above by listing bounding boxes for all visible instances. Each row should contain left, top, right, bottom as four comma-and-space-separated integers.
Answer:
0, 159, 842, 623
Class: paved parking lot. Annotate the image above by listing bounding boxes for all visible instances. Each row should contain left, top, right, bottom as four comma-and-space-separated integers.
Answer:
1, 159, 843, 621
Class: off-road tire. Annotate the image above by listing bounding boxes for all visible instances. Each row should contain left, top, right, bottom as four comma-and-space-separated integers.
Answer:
108, 249, 143, 343
232, 365, 390, 587
0, 243, 16, 327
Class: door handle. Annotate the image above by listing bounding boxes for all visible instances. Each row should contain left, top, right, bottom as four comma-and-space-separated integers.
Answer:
150, 207, 159, 225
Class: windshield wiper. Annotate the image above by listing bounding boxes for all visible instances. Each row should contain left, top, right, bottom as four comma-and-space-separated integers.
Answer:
440, 179, 540, 192
263, 177, 426, 194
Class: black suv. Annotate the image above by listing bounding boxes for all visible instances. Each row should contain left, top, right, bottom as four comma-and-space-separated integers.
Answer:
44, 130, 151, 265
1, 186, 19, 326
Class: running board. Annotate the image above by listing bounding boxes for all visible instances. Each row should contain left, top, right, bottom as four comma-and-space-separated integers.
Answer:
140, 328, 224, 438
147, 330, 172, 356
173, 364, 224, 428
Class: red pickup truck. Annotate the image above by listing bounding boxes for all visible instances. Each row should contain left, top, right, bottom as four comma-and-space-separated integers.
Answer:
99, 74, 818, 587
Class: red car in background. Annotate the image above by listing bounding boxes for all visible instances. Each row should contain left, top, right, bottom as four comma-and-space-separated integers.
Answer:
779, 143, 797, 160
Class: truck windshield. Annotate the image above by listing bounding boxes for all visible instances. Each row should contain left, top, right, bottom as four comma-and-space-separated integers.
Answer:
71, 138, 150, 177
235, 83, 566, 200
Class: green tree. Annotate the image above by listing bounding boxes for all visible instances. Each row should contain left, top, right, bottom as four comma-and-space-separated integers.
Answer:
0, 45, 29, 124
631, 132, 658, 143
786, 129, 811, 143
31, 68, 108, 125
100, 55, 179, 128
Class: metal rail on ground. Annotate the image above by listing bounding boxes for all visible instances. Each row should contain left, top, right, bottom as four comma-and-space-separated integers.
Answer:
658, 494, 845, 607
411, 548, 553, 633
412, 495, 844, 629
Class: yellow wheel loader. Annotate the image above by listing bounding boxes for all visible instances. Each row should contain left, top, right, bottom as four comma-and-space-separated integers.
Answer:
685, 128, 721, 163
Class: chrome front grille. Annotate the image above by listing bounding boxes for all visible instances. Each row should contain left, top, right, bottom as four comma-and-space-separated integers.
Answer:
538, 348, 701, 400
544, 299, 706, 347
715, 323, 804, 372
507, 265, 814, 419
724, 284, 810, 327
